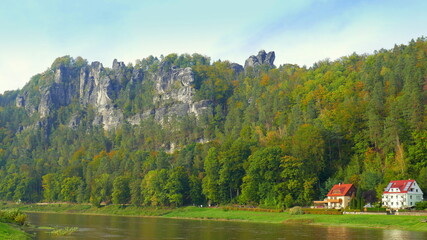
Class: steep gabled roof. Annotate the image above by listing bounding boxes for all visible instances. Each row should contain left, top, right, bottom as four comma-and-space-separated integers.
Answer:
383, 180, 415, 194
327, 184, 355, 197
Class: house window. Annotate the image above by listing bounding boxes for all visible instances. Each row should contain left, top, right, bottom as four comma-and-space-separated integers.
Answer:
416, 189, 418, 192
410, 196, 412, 199
410, 202, 412, 205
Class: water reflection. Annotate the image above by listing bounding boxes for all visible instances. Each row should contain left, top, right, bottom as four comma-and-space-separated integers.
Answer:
382, 229, 420, 240
325, 226, 350, 239
26, 212, 427, 240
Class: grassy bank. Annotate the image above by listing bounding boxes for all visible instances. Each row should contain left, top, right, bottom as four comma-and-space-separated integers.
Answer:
8, 203, 171, 216
0, 209, 31, 240
3, 203, 427, 232
163, 207, 427, 231
0, 222, 30, 240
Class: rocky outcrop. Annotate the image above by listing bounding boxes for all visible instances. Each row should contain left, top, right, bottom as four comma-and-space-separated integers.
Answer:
244, 50, 275, 69
79, 61, 124, 129
128, 61, 213, 125
39, 82, 76, 118
154, 64, 195, 104
68, 114, 81, 130
230, 63, 244, 75
16, 57, 213, 131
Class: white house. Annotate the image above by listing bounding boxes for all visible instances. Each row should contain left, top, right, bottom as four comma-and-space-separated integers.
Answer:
382, 179, 424, 209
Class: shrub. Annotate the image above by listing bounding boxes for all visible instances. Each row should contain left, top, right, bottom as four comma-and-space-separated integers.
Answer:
365, 207, 387, 212
14, 213, 27, 225
289, 207, 304, 215
50, 227, 78, 236
221, 206, 283, 213
415, 201, 427, 210
302, 208, 342, 215
0, 209, 28, 225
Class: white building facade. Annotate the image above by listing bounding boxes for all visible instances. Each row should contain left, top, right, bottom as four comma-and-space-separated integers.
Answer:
382, 180, 424, 209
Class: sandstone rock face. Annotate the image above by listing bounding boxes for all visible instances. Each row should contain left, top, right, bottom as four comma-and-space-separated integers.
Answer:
154, 64, 195, 104
16, 91, 37, 114
128, 62, 213, 125
68, 114, 81, 130
16, 58, 213, 130
16, 94, 26, 108
79, 61, 124, 129
230, 63, 244, 75
244, 50, 275, 69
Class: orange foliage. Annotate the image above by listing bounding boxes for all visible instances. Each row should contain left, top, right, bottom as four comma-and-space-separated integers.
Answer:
93, 150, 107, 163
107, 150, 117, 159
260, 74, 270, 86
232, 80, 239, 87
355, 81, 364, 90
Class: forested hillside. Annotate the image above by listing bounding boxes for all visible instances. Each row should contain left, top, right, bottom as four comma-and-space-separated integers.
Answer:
0, 38, 425, 208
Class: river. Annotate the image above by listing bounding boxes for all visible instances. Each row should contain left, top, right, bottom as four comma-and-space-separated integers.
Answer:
26, 212, 427, 239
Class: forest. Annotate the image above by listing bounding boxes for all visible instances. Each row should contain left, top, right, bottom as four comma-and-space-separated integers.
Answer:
0, 37, 426, 209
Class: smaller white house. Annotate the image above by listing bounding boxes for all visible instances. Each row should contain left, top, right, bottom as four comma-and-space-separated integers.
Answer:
382, 179, 424, 209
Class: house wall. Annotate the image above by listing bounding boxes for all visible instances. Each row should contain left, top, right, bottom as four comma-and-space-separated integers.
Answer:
327, 196, 352, 209
382, 193, 406, 209
382, 193, 423, 209
382, 181, 424, 209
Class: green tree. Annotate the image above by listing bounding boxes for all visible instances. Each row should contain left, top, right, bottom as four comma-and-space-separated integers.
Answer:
240, 147, 284, 206
166, 167, 189, 207
112, 176, 131, 205
219, 139, 251, 202
292, 124, 325, 177
90, 174, 112, 207
202, 148, 221, 204
61, 176, 82, 203
42, 173, 62, 202
141, 169, 169, 206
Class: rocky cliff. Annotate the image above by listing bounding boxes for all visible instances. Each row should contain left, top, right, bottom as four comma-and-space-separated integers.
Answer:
15, 57, 212, 130
15, 51, 275, 131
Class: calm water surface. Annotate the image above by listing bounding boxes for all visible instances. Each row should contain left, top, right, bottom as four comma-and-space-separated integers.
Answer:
26, 212, 427, 240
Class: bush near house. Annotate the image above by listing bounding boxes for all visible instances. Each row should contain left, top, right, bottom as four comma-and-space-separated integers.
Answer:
302, 208, 342, 215
365, 208, 387, 212
415, 201, 427, 210
222, 206, 283, 213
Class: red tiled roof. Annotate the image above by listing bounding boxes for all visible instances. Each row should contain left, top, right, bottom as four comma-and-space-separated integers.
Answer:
326, 184, 355, 197
383, 180, 414, 194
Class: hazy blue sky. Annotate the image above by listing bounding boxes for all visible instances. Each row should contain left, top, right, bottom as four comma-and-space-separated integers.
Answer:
1, 0, 426, 93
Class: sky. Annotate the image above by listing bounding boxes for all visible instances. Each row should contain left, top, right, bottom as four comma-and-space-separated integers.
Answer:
0, 0, 426, 93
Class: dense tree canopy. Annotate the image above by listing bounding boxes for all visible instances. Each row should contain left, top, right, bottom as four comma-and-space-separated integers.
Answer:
0, 38, 426, 208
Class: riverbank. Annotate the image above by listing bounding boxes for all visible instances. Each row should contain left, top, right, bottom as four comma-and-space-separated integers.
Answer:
0, 222, 30, 240
0, 210, 31, 240
3, 203, 427, 232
